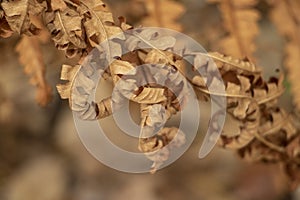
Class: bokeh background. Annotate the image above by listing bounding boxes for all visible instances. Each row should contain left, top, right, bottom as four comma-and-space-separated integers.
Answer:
0, 0, 298, 199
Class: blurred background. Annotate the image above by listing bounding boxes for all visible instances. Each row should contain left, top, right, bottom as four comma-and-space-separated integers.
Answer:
0, 0, 298, 199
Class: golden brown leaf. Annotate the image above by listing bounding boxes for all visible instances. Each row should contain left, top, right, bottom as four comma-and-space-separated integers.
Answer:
45, 7, 86, 57
208, 52, 260, 74
96, 97, 113, 119
139, 127, 185, 173
57, 63, 111, 120
110, 60, 136, 84
56, 64, 81, 100
132, 87, 167, 104
47, 0, 300, 181
57, 64, 98, 120
259, 108, 296, 139
16, 35, 52, 106
1, 0, 46, 35
219, 100, 259, 149
51, 0, 67, 11
190, 53, 288, 150
79, 0, 123, 47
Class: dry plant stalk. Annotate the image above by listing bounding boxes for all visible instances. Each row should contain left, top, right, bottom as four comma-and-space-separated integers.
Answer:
1, 0, 300, 187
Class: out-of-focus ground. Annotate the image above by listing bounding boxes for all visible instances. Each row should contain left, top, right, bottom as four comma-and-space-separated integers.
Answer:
0, 0, 297, 199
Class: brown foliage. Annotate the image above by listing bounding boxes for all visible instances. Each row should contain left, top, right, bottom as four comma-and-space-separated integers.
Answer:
140, 0, 185, 31
1, 0, 300, 188
16, 35, 52, 106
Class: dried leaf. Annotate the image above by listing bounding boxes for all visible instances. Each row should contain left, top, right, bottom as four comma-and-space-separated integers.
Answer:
79, 0, 123, 47
57, 64, 102, 120
219, 100, 259, 149
140, 104, 169, 137
144, 49, 174, 65
16, 35, 52, 106
96, 97, 113, 119
190, 53, 288, 150
51, 0, 67, 11
193, 53, 283, 110
110, 60, 136, 84
47, 0, 300, 181
56, 64, 81, 100
45, 7, 86, 57
1, 0, 46, 35
131, 87, 167, 104
238, 140, 283, 163
139, 127, 186, 173
0, 17, 13, 38
260, 109, 297, 141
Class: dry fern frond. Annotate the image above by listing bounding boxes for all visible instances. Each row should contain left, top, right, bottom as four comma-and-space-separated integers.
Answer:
192, 53, 260, 148
139, 126, 186, 173
78, 0, 123, 47
44, 3, 86, 58
16, 35, 52, 106
57, 63, 108, 120
44, 0, 125, 58
208, 0, 260, 60
55, 28, 192, 169
269, 0, 300, 113
191, 52, 294, 153
239, 107, 296, 161
139, 0, 185, 31
56, 64, 81, 101
2, 0, 300, 187
1, 0, 46, 35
